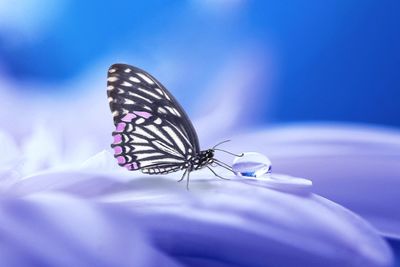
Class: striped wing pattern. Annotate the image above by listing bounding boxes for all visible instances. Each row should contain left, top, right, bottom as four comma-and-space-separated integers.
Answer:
107, 63, 198, 174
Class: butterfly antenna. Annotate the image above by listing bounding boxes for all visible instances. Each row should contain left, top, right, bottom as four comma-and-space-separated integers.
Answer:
212, 140, 231, 149
214, 148, 244, 157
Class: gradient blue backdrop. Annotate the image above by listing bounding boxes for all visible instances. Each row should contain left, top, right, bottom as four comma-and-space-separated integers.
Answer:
0, 1, 399, 127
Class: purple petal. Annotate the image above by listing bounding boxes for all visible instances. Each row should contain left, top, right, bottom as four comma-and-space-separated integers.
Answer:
102, 177, 393, 267
9, 165, 393, 267
0, 131, 20, 167
229, 124, 400, 238
0, 193, 183, 267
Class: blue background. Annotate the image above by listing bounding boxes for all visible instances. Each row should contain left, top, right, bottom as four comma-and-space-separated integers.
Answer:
0, 1, 399, 127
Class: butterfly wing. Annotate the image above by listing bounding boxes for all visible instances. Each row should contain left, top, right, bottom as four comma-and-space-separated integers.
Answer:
107, 63, 199, 172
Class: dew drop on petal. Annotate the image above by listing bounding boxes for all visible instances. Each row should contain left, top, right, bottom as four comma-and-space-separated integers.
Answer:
232, 152, 272, 178
232, 152, 313, 193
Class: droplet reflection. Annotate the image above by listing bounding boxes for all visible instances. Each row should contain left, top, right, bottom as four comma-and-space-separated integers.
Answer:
232, 152, 312, 194
232, 152, 272, 177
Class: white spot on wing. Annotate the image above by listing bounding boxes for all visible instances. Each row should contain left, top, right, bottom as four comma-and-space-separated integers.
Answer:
129, 77, 141, 83
121, 81, 132, 87
165, 106, 181, 117
124, 98, 135, 105
157, 107, 167, 114
151, 140, 184, 158
137, 73, 154, 84
143, 105, 152, 111
112, 111, 119, 117
137, 88, 161, 99
136, 152, 165, 160
107, 85, 114, 90
162, 126, 185, 153
133, 145, 153, 152
128, 92, 152, 103
145, 125, 173, 145
126, 124, 134, 131
130, 135, 147, 143
140, 158, 184, 166
168, 122, 192, 148
154, 118, 162, 124
135, 118, 145, 124
125, 68, 132, 73
108, 77, 118, 82
109, 68, 116, 73
172, 108, 181, 116
134, 126, 154, 139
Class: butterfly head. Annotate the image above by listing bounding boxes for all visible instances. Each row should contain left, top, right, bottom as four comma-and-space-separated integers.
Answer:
205, 149, 215, 160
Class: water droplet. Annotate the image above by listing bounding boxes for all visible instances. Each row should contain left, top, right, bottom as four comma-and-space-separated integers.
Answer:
232, 152, 312, 194
232, 152, 272, 177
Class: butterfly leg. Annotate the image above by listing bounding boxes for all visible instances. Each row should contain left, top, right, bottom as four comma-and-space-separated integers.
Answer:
206, 166, 230, 180
213, 159, 236, 175
177, 168, 188, 182
186, 171, 191, 190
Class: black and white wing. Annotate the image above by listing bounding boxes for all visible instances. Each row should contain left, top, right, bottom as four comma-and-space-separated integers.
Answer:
107, 63, 199, 174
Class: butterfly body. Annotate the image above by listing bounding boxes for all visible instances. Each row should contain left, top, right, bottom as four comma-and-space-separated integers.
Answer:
190, 149, 215, 170
107, 63, 235, 187
141, 149, 215, 175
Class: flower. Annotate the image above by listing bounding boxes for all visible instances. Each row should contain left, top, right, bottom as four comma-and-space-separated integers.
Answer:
0, 140, 393, 266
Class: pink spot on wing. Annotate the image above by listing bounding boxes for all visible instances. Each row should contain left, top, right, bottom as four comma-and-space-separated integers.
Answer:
134, 111, 152, 119
113, 134, 122, 144
115, 122, 126, 132
126, 162, 139, 170
121, 113, 136, 122
113, 146, 122, 155
116, 156, 126, 164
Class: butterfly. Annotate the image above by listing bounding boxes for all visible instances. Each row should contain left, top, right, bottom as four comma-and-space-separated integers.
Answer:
107, 63, 241, 188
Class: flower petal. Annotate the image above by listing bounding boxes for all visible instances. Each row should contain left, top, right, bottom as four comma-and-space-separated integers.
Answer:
11, 167, 393, 267
0, 193, 184, 267
229, 124, 400, 239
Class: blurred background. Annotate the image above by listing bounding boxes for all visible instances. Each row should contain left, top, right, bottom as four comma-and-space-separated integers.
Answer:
1, 1, 400, 265
1, 0, 399, 134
